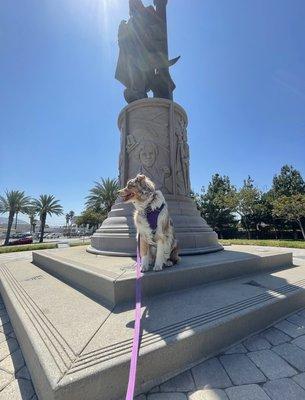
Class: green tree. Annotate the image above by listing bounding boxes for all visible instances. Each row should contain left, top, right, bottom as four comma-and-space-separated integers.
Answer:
272, 165, 305, 197
33, 195, 63, 243
65, 213, 70, 237
26, 206, 38, 234
65, 213, 70, 226
272, 165, 305, 236
68, 210, 75, 224
273, 194, 305, 239
65, 210, 75, 236
86, 178, 119, 214
236, 177, 262, 239
76, 209, 106, 231
0, 191, 31, 246
258, 191, 282, 239
193, 174, 238, 238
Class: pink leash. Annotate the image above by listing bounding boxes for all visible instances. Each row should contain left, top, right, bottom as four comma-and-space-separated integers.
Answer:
125, 240, 142, 400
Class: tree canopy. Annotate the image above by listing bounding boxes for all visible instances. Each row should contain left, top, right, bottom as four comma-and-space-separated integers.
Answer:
236, 176, 262, 238
85, 178, 119, 214
33, 195, 63, 243
272, 165, 305, 197
0, 190, 32, 245
273, 194, 305, 239
76, 209, 106, 229
193, 174, 238, 237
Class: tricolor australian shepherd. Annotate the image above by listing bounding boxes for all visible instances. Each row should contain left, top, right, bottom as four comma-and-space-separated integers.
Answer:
118, 174, 179, 272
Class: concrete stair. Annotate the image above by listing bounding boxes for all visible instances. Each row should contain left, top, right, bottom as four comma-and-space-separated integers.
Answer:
1, 246, 305, 400
32, 246, 292, 306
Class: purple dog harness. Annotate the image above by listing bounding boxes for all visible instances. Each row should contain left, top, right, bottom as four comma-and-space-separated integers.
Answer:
145, 203, 165, 233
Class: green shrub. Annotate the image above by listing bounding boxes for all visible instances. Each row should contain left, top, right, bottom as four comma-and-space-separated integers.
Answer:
220, 239, 305, 249
0, 243, 57, 254
0, 240, 90, 254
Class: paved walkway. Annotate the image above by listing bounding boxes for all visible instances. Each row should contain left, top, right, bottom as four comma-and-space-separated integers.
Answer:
141, 308, 305, 400
0, 251, 33, 264
1, 246, 305, 399
2, 292, 305, 400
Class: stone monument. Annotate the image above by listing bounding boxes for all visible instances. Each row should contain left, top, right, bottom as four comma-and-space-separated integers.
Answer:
89, 0, 222, 256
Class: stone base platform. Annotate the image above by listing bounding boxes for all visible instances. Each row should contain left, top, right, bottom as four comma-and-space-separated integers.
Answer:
2, 247, 305, 400
32, 246, 292, 306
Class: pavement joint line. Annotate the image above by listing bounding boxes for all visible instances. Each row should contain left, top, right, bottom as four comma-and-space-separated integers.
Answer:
73, 293, 300, 367
66, 280, 305, 375
113, 260, 134, 283
0, 265, 73, 374
271, 345, 304, 374
65, 306, 115, 382
1, 264, 76, 361
1, 264, 76, 358
76, 278, 305, 361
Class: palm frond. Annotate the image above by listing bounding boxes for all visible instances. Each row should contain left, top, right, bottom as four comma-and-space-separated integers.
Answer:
33, 194, 64, 218
85, 178, 119, 213
0, 190, 31, 214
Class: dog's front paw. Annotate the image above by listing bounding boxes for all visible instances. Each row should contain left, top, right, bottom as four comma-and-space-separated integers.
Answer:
141, 259, 150, 272
165, 260, 173, 267
141, 255, 151, 272
153, 263, 163, 272
141, 264, 150, 272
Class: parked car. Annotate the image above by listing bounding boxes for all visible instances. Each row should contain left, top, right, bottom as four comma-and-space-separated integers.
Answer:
8, 234, 33, 246
45, 233, 61, 239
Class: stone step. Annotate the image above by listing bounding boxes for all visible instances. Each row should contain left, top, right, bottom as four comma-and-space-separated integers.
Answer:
32, 245, 293, 306
1, 258, 305, 400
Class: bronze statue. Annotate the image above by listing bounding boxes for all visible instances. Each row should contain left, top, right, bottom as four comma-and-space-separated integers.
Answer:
115, 0, 180, 103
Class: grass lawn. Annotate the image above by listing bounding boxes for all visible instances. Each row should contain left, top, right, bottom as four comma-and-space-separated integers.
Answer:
2, 238, 304, 254
220, 239, 305, 249
0, 241, 90, 254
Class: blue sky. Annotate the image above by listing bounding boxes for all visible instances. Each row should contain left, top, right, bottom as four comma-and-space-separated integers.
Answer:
1, 0, 305, 225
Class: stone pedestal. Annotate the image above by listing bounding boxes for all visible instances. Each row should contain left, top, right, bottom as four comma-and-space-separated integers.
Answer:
89, 98, 222, 256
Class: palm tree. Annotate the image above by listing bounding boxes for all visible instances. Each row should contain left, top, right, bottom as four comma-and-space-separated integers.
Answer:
0, 190, 31, 246
26, 206, 38, 234
65, 213, 71, 237
68, 210, 75, 224
14, 213, 18, 230
33, 195, 63, 243
65, 213, 70, 236
85, 178, 119, 214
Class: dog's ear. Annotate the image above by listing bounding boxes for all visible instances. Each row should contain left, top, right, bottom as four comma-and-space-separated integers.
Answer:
136, 174, 146, 182
143, 176, 155, 191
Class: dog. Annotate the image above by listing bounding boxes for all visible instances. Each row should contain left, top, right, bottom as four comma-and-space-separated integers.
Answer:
118, 174, 179, 272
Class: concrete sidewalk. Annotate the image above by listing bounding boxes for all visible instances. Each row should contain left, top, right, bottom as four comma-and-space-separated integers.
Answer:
1, 245, 305, 400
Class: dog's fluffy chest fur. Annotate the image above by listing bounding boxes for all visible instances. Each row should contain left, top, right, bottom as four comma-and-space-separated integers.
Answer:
118, 174, 179, 271
133, 190, 166, 245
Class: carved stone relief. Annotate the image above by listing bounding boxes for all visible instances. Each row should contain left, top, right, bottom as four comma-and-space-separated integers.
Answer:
175, 114, 191, 195
125, 107, 173, 193
118, 102, 191, 196
118, 119, 126, 187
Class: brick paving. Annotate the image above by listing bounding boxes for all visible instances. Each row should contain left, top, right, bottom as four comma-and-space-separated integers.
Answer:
0, 297, 35, 400
1, 247, 305, 399
140, 308, 305, 399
